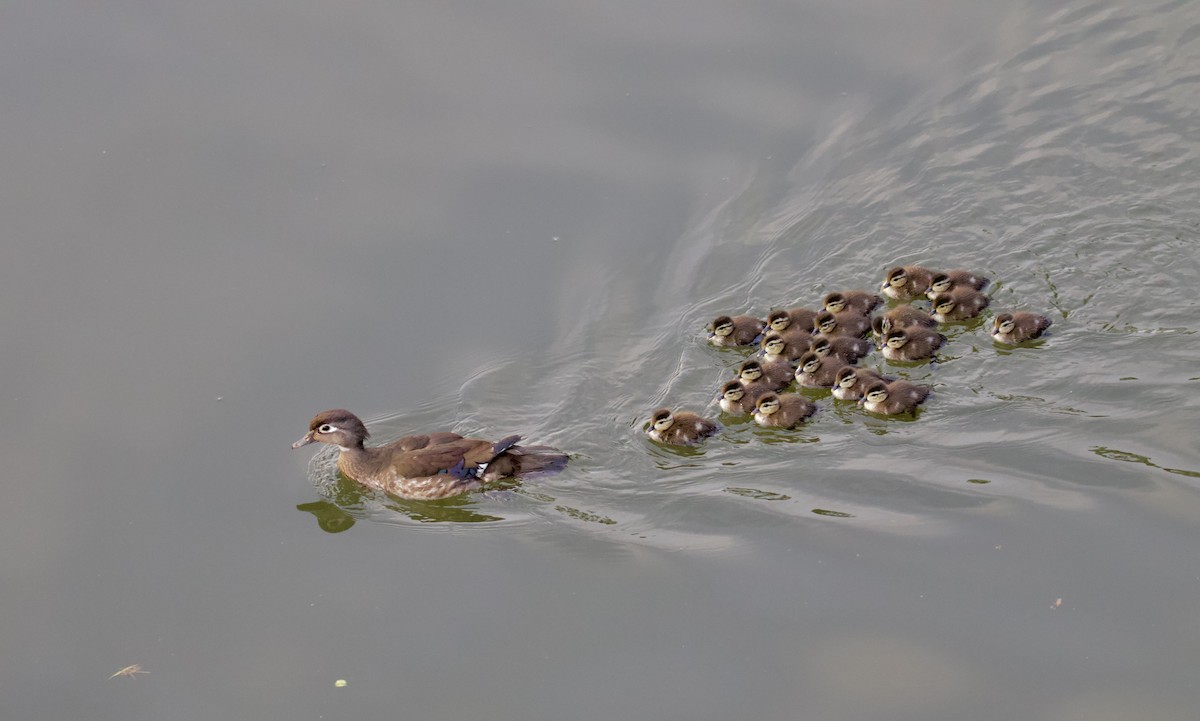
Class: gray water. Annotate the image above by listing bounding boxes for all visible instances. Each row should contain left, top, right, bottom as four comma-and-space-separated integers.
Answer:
4, 1, 1200, 719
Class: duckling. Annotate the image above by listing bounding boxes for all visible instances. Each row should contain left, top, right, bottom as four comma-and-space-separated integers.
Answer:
809, 335, 872, 365
991, 311, 1052, 343
822, 290, 882, 316
861, 380, 931, 415
881, 327, 946, 361
794, 350, 851, 388
292, 409, 568, 500
831, 367, 892, 401
760, 331, 810, 364
930, 288, 990, 322
926, 269, 990, 297
737, 358, 793, 394
766, 307, 820, 337
872, 305, 938, 337
709, 314, 766, 347
647, 408, 720, 445
718, 379, 766, 415
880, 265, 935, 300
753, 392, 817, 429
813, 309, 871, 338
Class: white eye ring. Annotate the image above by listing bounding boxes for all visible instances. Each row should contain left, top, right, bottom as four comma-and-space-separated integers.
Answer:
318, 424, 338, 433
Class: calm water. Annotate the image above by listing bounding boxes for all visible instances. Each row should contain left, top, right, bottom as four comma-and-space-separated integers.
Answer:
4, 1, 1200, 719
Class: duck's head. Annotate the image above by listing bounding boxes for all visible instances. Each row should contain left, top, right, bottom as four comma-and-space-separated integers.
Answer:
885, 266, 908, 289
767, 310, 792, 333
883, 329, 910, 350
798, 351, 822, 375
835, 366, 859, 390
738, 360, 764, 383
814, 311, 838, 335
755, 393, 781, 416
650, 408, 676, 432
293, 409, 369, 450
822, 293, 848, 314
993, 313, 1015, 335
863, 382, 890, 405
710, 316, 735, 338
761, 333, 787, 357
720, 380, 746, 402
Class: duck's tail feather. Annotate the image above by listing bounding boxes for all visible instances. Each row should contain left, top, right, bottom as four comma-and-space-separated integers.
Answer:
482, 444, 569, 482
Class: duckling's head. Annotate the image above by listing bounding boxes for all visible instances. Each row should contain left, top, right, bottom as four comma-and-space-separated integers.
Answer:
835, 366, 859, 390
293, 409, 370, 450
767, 310, 792, 333
814, 311, 838, 335
738, 360, 764, 382
992, 313, 1015, 335
810, 337, 833, 357
798, 351, 822, 374
823, 292, 848, 314
720, 380, 746, 402
761, 333, 787, 357
755, 393, 781, 416
885, 266, 908, 289
928, 273, 954, 295
710, 316, 735, 338
650, 408, 675, 432
883, 329, 910, 350
863, 382, 890, 405
871, 315, 889, 337
930, 293, 957, 317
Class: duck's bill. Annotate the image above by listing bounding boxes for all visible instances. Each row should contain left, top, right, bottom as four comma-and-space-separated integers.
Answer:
292, 432, 316, 449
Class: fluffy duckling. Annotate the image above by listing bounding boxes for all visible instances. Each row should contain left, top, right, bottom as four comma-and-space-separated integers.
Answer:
737, 358, 793, 394
872, 305, 938, 338
926, 269, 990, 297
809, 335, 872, 365
930, 288, 990, 322
991, 311, 1052, 343
861, 380, 932, 415
795, 350, 850, 388
822, 290, 882, 316
880, 265, 935, 300
753, 393, 817, 429
831, 367, 892, 401
709, 314, 766, 347
760, 331, 811, 363
881, 327, 946, 361
647, 408, 720, 446
813, 309, 871, 338
766, 307, 820, 337
718, 379, 766, 415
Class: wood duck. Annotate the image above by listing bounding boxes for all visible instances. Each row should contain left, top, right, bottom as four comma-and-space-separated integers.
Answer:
926, 269, 990, 297
809, 335, 872, 364
795, 350, 850, 388
822, 290, 882, 316
292, 409, 568, 500
881, 327, 946, 361
718, 379, 766, 415
709, 314, 766, 347
991, 311, 1052, 343
760, 331, 810, 364
767, 307, 819, 337
813, 309, 871, 338
880, 265, 935, 300
737, 358, 793, 393
861, 380, 931, 415
831, 366, 891, 401
872, 305, 938, 337
930, 288, 990, 322
647, 408, 720, 445
753, 392, 817, 429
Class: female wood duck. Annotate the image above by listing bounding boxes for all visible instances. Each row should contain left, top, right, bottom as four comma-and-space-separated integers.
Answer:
831, 366, 891, 401
880, 265, 935, 300
753, 393, 817, 429
813, 309, 871, 338
708, 314, 766, 347
861, 380, 931, 415
292, 409, 568, 500
929, 288, 990, 322
822, 290, 882, 316
795, 350, 850, 388
718, 379, 765, 415
809, 335, 872, 364
991, 311, 1052, 343
646, 408, 720, 445
925, 269, 989, 298
737, 358, 794, 393
881, 327, 946, 361
872, 306, 938, 337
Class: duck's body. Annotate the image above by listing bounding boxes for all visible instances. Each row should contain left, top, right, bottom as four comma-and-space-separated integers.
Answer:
831, 367, 891, 401
737, 359, 794, 394
881, 327, 946, 361
861, 380, 931, 415
795, 350, 850, 388
293, 410, 567, 500
823, 290, 882, 316
814, 309, 871, 338
647, 408, 720, 446
930, 288, 990, 322
753, 393, 817, 429
719, 379, 766, 415
880, 265, 935, 301
810, 335, 873, 364
873, 306, 938, 337
991, 311, 1052, 343
926, 269, 990, 297
760, 331, 810, 364
709, 314, 766, 347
